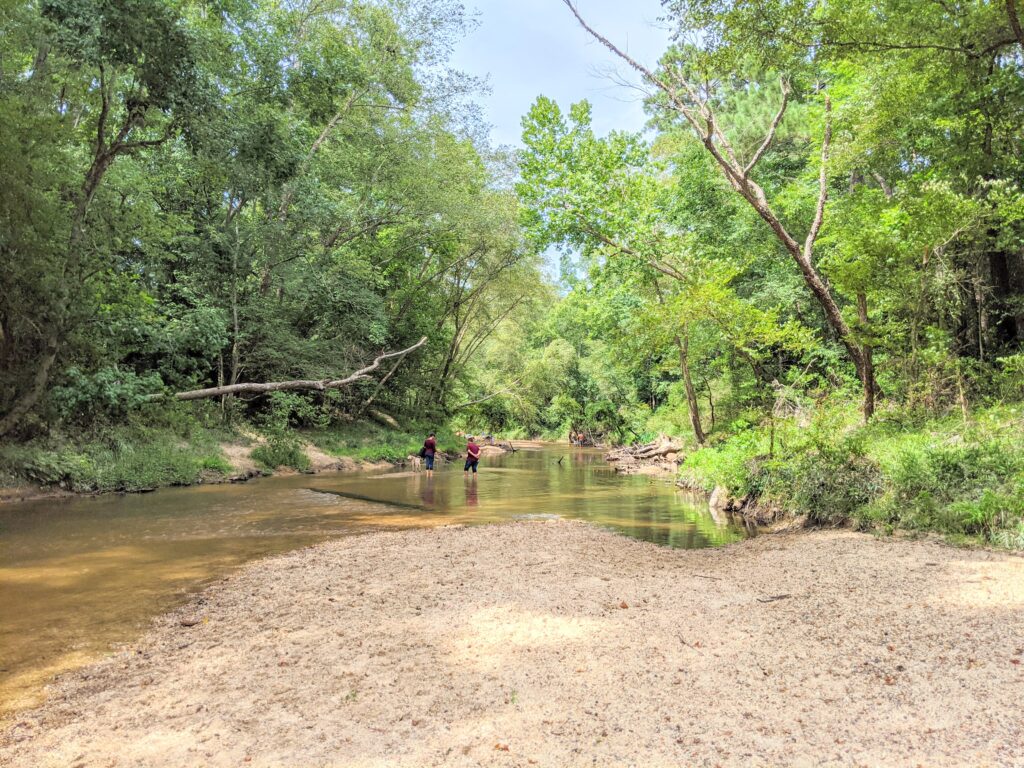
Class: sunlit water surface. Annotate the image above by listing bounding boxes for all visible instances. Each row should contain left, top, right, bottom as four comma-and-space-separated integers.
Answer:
0, 444, 747, 719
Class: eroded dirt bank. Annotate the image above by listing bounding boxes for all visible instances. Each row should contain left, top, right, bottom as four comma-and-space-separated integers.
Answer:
2, 521, 1022, 767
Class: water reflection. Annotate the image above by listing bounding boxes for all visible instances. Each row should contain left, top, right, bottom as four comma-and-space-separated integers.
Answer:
464, 475, 478, 507
0, 444, 746, 720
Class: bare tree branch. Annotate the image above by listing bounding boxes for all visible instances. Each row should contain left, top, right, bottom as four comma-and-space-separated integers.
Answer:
277, 89, 366, 222
146, 337, 427, 402
743, 78, 791, 177
804, 95, 831, 263
561, 1, 708, 140
454, 379, 522, 410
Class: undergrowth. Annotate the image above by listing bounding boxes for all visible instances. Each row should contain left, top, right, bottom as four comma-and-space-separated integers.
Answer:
0, 410, 233, 493
308, 422, 461, 462
680, 403, 1024, 548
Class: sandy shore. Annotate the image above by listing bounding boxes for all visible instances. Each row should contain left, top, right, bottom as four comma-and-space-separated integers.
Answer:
3, 520, 1022, 767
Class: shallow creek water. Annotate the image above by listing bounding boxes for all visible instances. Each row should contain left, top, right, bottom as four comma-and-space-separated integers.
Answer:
0, 444, 747, 719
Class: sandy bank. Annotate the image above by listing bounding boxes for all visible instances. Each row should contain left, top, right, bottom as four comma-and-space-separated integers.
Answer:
3, 521, 1022, 767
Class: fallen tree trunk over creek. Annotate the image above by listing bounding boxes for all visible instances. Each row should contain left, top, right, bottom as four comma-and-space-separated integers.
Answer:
145, 337, 427, 402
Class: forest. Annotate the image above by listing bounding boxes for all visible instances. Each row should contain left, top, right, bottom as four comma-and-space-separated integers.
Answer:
2, 0, 1024, 547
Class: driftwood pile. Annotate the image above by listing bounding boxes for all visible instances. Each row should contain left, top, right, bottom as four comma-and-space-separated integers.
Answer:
604, 435, 683, 474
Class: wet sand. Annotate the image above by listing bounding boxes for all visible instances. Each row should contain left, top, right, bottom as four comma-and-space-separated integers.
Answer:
2, 520, 1022, 767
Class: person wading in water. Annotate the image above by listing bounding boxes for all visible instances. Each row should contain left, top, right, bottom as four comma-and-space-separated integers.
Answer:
464, 435, 481, 474
422, 432, 437, 476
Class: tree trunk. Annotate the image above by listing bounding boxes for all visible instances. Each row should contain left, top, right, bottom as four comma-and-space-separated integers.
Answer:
857, 293, 875, 422
1008, 0, 1024, 48
703, 377, 716, 431
230, 239, 241, 388
650, 276, 705, 444
677, 332, 706, 445
989, 248, 1018, 348
560, 5, 876, 416
0, 336, 58, 436
0, 79, 153, 437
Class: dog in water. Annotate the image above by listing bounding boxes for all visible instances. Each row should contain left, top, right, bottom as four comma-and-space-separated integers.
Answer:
408, 454, 422, 472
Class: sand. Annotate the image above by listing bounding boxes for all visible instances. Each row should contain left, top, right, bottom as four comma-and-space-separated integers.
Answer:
2, 520, 1022, 767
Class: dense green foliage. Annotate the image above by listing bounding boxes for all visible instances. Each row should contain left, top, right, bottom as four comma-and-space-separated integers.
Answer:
457, 0, 1024, 545
680, 404, 1024, 547
1, 0, 544, 443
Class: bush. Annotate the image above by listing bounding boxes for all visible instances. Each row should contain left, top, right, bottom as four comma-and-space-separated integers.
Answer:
764, 440, 883, 525
252, 438, 310, 471
866, 411, 1024, 540
680, 404, 1024, 547
680, 424, 772, 495
310, 422, 460, 462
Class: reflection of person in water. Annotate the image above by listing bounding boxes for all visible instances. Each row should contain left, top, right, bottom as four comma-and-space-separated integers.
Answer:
464, 473, 478, 506
419, 475, 435, 507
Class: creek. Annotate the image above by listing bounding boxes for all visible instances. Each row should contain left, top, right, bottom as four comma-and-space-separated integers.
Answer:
0, 443, 747, 719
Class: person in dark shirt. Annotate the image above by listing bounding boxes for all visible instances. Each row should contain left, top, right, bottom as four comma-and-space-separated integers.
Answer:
464, 436, 481, 474
423, 432, 437, 475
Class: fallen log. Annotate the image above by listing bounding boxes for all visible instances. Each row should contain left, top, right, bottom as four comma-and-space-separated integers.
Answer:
605, 436, 682, 463
144, 337, 427, 402
634, 442, 682, 460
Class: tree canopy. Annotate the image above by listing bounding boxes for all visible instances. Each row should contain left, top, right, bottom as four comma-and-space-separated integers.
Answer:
0, 0, 543, 437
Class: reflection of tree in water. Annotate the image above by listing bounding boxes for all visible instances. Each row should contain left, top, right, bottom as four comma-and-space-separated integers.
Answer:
566, 488, 745, 549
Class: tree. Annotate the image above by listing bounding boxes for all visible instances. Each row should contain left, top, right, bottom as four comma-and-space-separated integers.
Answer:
562, 0, 880, 420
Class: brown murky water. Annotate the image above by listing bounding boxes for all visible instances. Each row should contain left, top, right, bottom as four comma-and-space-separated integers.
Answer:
0, 444, 746, 719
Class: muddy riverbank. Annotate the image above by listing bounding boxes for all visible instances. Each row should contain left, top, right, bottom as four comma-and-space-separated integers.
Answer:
3, 519, 1022, 767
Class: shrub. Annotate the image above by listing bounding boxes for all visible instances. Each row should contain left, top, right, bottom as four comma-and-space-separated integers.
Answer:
765, 440, 883, 525
680, 424, 771, 495
678, 404, 1024, 547
252, 438, 310, 471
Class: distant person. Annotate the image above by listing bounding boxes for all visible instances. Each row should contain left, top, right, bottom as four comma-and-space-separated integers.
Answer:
422, 432, 437, 475
464, 435, 481, 474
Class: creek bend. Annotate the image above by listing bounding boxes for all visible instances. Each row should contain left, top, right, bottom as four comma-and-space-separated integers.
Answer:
0, 444, 746, 719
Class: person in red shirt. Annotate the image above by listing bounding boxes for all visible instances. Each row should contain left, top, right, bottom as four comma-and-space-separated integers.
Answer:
423, 432, 437, 475
464, 436, 481, 474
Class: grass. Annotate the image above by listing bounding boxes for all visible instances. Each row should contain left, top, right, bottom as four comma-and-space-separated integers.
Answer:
251, 437, 310, 472
0, 422, 233, 493
679, 402, 1024, 549
0, 414, 474, 495
308, 422, 461, 463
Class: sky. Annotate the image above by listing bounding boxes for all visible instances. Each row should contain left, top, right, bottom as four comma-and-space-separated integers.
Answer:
449, 0, 672, 147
